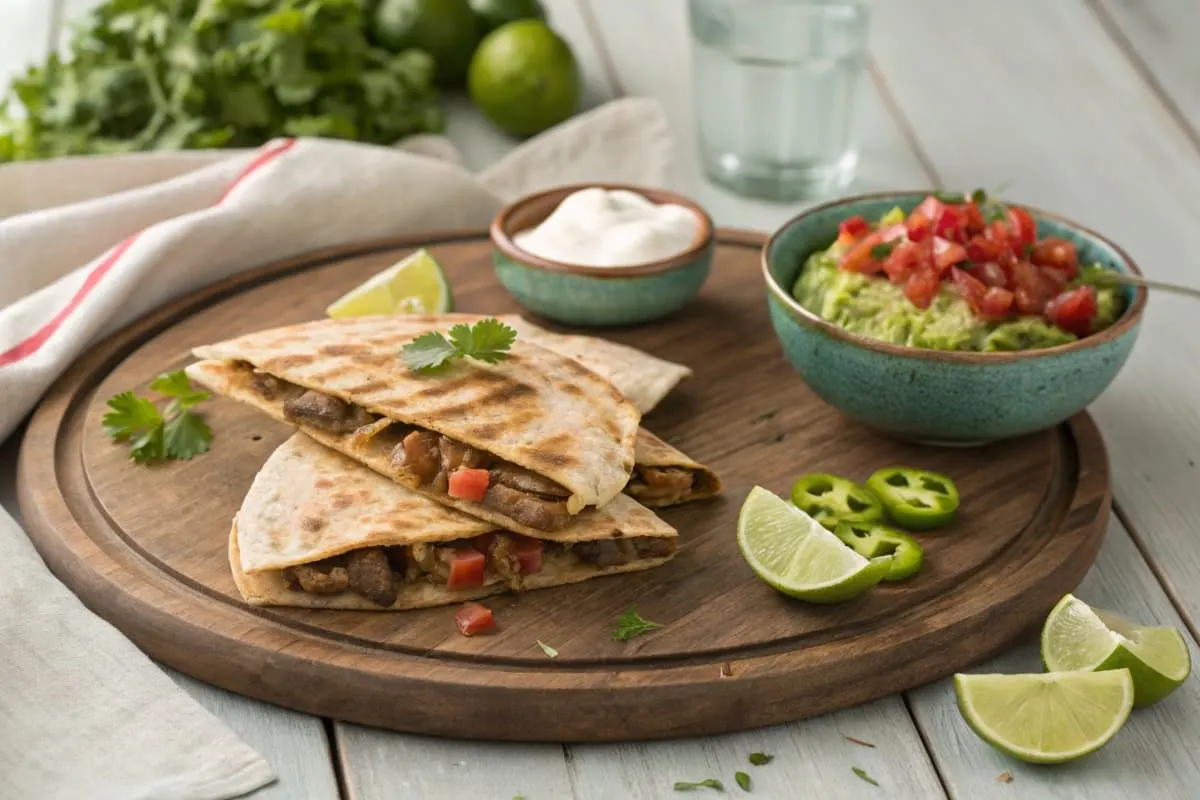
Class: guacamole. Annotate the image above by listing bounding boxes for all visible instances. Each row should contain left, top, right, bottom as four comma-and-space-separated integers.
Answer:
790, 200, 1126, 353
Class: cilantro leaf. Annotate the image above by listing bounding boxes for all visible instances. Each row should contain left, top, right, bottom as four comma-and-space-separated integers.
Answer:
674, 778, 724, 792
401, 331, 460, 372
402, 319, 518, 374
869, 242, 894, 260
735, 771, 751, 792
130, 425, 167, 464
536, 640, 559, 659
612, 608, 662, 641
748, 753, 774, 766
852, 767, 879, 787
150, 370, 210, 409
163, 411, 213, 460
103, 392, 163, 441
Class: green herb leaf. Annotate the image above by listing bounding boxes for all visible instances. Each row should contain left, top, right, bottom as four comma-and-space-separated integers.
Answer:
735, 771, 751, 792
537, 640, 558, 659
612, 608, 663, 641
402, 319, 518, 373
401, 331, 460, 372
130, 425, 167, 464
982, 202, 1009, 224
163, 409, 213, 460
852, 767, 879, 787
150, 369, 210, 409
748, 753, 774, 766
869, 242, 894, 260
674, 778, 724, 792
970, 188, 988, 205
933, 191, 965, 204
103, 392, 163, 442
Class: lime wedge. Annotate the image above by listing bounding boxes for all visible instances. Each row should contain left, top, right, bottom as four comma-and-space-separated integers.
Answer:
955, 670, 1133, 764
737, 486, 888, 603
1041, 593, 1191, 707
325, 248, 453, 318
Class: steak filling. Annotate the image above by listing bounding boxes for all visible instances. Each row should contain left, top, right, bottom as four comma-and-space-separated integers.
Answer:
625, 467, 697, 506
280, 533, 675, 607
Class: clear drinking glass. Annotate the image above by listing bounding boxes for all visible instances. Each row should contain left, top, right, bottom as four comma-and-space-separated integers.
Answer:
688, 0, 870, 201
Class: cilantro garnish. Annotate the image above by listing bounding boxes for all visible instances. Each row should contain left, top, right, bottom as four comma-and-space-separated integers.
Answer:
869, 242, 894, 260
852, 766, 879, 787
537, 640, 559, 659
735, 771, 751, 792
748, 753, 774, 766
612, 607, 662, 641
102, 370, 212, 464
674, 778, 724, 792
401, 318, 517, 373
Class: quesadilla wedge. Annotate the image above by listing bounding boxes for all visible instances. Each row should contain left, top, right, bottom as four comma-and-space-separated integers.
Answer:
231, 434, 677, 611
187, 316, 640, 537
335, 313, 723, 508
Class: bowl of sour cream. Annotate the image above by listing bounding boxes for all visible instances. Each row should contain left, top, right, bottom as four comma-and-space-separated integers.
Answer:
489, 183, 715, 327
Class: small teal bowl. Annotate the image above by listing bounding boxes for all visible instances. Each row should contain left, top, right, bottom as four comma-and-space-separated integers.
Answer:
490, 183, 715, 327
763, 191, 1148, 445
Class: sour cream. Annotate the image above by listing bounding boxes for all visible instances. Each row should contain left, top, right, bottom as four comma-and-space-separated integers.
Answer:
513, 187, 701, 267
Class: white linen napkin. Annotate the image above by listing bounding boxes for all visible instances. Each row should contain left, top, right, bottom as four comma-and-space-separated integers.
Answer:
0, 97, 673, 799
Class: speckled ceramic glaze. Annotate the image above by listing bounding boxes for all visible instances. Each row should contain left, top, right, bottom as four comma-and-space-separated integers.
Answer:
763, 192, 1147, 444
492, 247, 713, 327
490, 183, 715, 327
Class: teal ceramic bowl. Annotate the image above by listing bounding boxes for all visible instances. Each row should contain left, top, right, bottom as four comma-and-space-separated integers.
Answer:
490, 183, 715, 327
763, 191, 1147, 445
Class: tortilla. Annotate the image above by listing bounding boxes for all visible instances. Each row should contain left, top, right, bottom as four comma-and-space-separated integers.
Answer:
189, 315, 641, 533
231, 434, 676, 611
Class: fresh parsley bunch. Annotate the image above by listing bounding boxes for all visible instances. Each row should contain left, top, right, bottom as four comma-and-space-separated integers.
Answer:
0, 0, 444, 162
103, 370, 213, 463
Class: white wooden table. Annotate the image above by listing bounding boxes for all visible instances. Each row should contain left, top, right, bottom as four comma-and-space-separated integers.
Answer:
4, 0, 1200, 797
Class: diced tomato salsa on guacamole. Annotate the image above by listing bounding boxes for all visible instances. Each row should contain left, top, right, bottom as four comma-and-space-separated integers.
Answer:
792, 193, 1125, 352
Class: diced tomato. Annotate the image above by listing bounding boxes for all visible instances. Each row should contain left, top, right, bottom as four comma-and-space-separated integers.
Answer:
454, 602, 495, 636
1006, 207, 1037, 251
972, 262, 1009, 288
510, 535, 544, 575
934, 204, 967, 240
932, 236, 968, 272
1030, 237, 1079, 279
950, 266, 988, 313
1044, 286, 1098, 336
1014, 287, 1042, 316
915, 195, 945, 223
446, 548, 486, 591
448, 468, 490, 502
903, 269, 939, 310
1010, 260, 1041, 298
1037, 265, 1069, 296
882, 240, 921, 284
905, 217, 930, 243
980, 286, 1015, 318
838, 215, 870, 239
966, 236, 996, 264
963, 201, 986, 235
839, 225, 904, 273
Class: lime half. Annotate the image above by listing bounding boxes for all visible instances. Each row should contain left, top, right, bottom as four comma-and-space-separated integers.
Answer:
955, 670, 1134, 764
1041, 593, 1191, 707
737, 486, 888, 604
326, 249, 453, 318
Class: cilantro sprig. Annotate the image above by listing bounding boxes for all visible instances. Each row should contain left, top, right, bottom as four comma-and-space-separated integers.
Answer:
401, 318, 517, 374
612, 608, 663, 642
102, 370, 212, 464
674, 778, 724, 792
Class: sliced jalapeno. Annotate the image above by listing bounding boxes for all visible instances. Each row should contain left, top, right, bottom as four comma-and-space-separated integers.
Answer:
834, 521, 924, 581
790, 473, 885, 530
865, 467, 959, 531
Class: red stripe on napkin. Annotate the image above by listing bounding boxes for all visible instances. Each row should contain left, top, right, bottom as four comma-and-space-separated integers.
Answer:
0, 138, 298, 368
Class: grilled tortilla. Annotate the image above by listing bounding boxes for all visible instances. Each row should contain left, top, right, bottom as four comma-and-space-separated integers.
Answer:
188, 316, 641, 536
231, 434, 677, 611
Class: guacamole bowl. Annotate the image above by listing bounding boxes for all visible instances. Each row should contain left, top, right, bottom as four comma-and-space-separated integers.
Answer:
490, 183, 715, 327
762, 192, 1147, 445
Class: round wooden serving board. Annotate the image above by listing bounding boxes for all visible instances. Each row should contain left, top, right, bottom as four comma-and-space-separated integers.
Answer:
17, 230, 1111, 742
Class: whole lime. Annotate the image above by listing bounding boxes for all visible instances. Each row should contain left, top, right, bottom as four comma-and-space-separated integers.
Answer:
372, 0, 482, 86
467, 20, 580, 137
468, 0, 546, 33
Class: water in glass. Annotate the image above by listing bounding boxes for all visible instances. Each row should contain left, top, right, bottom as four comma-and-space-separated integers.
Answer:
689, 0, 870, 201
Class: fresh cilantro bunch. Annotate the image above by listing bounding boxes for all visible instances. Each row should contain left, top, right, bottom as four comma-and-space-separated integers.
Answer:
103, 370, 213, 463
402, 318, 518, 373
0, 0, 444, 162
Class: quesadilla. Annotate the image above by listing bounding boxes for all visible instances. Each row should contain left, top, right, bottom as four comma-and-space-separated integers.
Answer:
336, 313, 724, 508
187, 316, 641, 537
231, 434, 677, 610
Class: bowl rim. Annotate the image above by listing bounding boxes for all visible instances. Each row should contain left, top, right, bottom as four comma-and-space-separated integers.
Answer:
489, 182, 715, 278
761, 189, 1148, 364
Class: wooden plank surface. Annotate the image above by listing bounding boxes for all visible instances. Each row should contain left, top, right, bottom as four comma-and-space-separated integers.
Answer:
910, 518, 1200, 799
870, 0, 1200, 645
